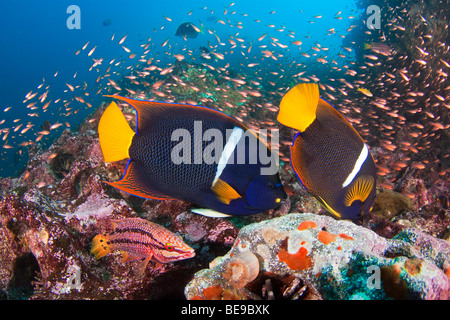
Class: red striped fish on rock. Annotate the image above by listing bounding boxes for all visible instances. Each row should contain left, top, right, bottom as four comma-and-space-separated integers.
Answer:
91, 218, 195, 275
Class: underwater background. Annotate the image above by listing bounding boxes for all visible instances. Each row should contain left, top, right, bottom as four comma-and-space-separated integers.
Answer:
0, 0, 449, 301
1, 0, 364, 177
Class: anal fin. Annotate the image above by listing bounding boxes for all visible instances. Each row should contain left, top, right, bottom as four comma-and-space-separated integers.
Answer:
106, 160, 175, 200
122, 251, 145, 263
134, 255, 152, 278
316, 195, 342, 219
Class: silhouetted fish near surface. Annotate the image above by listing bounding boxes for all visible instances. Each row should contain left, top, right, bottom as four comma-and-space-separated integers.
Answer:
200, 46, 209, 54
206, 15, 218, 22
40, 120, 52, 131
102, 19, 112, 27
277, 83, 377, 221
98, 95, 286, 217
175, 22, 201, 39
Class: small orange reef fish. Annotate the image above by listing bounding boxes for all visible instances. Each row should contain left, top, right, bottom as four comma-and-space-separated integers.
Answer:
91, 218, 195, 275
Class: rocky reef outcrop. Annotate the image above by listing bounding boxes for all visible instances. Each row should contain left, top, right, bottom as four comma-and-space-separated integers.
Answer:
185, 213, 450, 300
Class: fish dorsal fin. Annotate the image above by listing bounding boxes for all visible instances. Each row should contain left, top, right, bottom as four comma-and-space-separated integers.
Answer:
105, 160, 175, 200
191, 208, 233, 218
98, 101, 135, 162
278, 83, 320, 132
106, 95, 248, 135
316, 98, 366, 145
105, 95, 174, 134
344, 175, 374, 207
110, 219, 130, 230
211, 178, 242, 205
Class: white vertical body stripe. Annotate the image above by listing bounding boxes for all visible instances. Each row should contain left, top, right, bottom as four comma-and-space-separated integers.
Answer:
342, 144, 369, 188
212, 127, 243, 186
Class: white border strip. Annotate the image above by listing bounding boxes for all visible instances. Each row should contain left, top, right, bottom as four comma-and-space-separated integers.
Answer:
212, 127, 243, 186
342, 144, 369, 188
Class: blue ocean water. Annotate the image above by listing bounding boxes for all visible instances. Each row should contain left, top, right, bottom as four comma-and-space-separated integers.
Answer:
1, 0, 362, 177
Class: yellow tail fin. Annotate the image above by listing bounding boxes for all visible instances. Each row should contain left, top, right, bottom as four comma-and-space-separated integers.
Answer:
91, 234, 112, 259
277, 83, 320, 132
98, 101, 135, 163
363, 43, 371, 50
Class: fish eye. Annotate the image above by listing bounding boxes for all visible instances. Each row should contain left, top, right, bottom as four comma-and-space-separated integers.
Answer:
275, 198, 281, 203
165, 243, 174, 251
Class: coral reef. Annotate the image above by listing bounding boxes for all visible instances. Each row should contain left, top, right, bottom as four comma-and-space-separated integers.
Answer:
164, 62, 253, 117
0, 0, 448, 302
0, 106, 241, 300
185, 213, 450, 300
371, 189, 415, 219
0, 100, 448, 300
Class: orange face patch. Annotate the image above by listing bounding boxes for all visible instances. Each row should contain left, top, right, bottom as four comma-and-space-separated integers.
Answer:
317, 231, 337, 245
297, 220, 318, 231
278, 246, 312, 270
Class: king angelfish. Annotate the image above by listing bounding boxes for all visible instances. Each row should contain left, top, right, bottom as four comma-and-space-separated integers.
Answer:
277, 83, 377, 220
98, 95, 286, 217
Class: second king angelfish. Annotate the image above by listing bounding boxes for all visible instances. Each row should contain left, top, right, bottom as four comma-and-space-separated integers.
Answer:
277, 83, 377, 220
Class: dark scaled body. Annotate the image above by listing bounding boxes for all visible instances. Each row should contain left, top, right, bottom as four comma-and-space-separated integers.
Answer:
98, 95, 286, 217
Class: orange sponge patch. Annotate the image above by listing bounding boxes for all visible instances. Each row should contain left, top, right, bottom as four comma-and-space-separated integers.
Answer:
202, 285, 224, 300
278, 246, 312, 270
317, 231, 337, 245
339, 233, 354, 241
445, 266, 450, 280
297, 220, 318, 231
